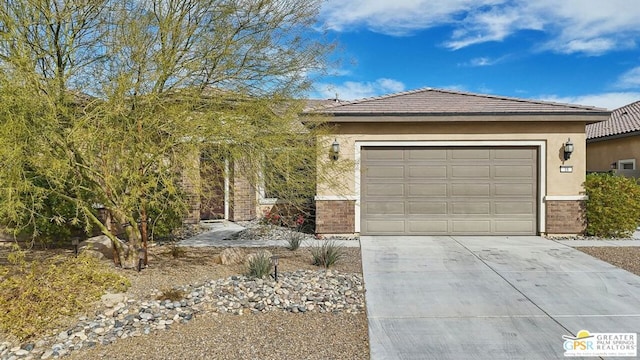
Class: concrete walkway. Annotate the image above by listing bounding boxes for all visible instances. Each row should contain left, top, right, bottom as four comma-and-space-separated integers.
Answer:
177, 220, 360, 248
361, 236, 640, 360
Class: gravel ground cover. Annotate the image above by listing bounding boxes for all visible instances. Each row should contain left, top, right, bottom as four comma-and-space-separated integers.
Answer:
577, 247, 640, 276
65, 311, 368, 360
0, 224, 368, 360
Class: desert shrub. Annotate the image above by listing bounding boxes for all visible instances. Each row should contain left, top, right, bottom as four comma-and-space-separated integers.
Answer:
310, 241, 344, 268
8, 192, 88, 248
286, 231, 305, 251
156, 288, 185, 302
261, 210, 283, 226
294, 212, 317, 234
168, 242, 186, 258
260, 209, 315, 233
0, 246, 130, 340
584, 173, 640, 237
147, 200, 188, 243
246, 251, 272, 279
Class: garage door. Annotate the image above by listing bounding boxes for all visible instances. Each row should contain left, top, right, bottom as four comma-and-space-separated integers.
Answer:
361, 147, 537, 235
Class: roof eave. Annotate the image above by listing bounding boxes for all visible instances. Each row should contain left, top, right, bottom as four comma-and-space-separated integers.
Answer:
305, 112, 610, 122
587, 130, 640, 143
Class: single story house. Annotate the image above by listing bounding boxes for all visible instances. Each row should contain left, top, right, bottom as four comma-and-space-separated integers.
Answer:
586, 100, 640, 177
306, 88, 610, 236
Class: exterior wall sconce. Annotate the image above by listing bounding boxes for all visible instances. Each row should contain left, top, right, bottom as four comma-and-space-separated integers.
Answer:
330, 139, 340, 161
563, 138, 574, 161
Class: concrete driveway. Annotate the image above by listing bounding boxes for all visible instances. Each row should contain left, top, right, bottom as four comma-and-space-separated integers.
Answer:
361, 236, 640, 359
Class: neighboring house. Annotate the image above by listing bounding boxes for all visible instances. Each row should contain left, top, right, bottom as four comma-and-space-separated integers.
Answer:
586, 100, 640, 177
305, 88, 610, 236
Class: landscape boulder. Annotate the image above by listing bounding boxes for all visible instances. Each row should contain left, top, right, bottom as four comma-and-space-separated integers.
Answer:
101, 293, 127, 308
218, 248, 246, 265
79, 235, 128, 260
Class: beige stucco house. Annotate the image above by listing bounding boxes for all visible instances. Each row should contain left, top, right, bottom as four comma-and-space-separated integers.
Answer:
586, 100, 640, 176
307, 88, 610, 236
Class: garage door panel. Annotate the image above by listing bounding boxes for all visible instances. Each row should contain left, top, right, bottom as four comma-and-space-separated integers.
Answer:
452, 220, 491, 233
366, 202, 405, 215
495, 202, 535, 215
365, 220, 405, 233
366, 166, 404, 178
495, 220, 535, 233
408, 184, 447, 197
408, 149, 446, 160
451, 165, 490, 178
365, 183, 404, 197
365, 149, 404, 160
451, 149, 491, 159
452, 202, 491, 215
494, 148, 535, 160
495, 165, 535, 178
407, 220, 448, 233
495, 183, 534, 196
361, 147, 537, 235
408, 202, 447, 215
451, 184, 490, 197
408, 165, 447, 178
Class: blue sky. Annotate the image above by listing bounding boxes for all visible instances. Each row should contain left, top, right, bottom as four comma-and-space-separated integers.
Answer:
309, 0, 640, 110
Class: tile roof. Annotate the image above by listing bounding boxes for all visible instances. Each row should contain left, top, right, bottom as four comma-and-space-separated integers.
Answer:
306, 88, 609, 115
303, 98, 347, 111
586, 100, 640, 139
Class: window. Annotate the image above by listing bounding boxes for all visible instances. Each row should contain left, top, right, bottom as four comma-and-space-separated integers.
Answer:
258, 145, 315, 204
618, 159, 636, 170
259, 151, 289, 201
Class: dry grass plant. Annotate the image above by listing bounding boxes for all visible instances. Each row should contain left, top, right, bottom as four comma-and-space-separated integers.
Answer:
0, 245, 130, 340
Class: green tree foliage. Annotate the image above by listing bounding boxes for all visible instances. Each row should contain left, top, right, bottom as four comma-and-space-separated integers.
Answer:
584, 173, 640, 238
0, 0, 337, 267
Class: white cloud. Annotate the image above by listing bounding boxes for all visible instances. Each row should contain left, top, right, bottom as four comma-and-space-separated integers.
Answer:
537, 92, 640, 110
615, 67, 640, 89
320, 0, 640, 54
314, 78, 406, 100
533, 0, 640, 54
440, 84, 468, 92
556, 38, 616, 55
470, 57, 493, 66
439, 84, 496, 94
461, 56, 504, 67
445, 5, 543, 50
320, 0, 501, 36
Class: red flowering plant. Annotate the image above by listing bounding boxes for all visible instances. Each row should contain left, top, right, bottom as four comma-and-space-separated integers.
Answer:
262, 210, 309, 231
292, 213, 311, 233
262, 210, 282, 226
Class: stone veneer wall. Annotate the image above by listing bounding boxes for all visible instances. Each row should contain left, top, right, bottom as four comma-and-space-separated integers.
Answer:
315, 200, 355, 234
545, 200, 586, 234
